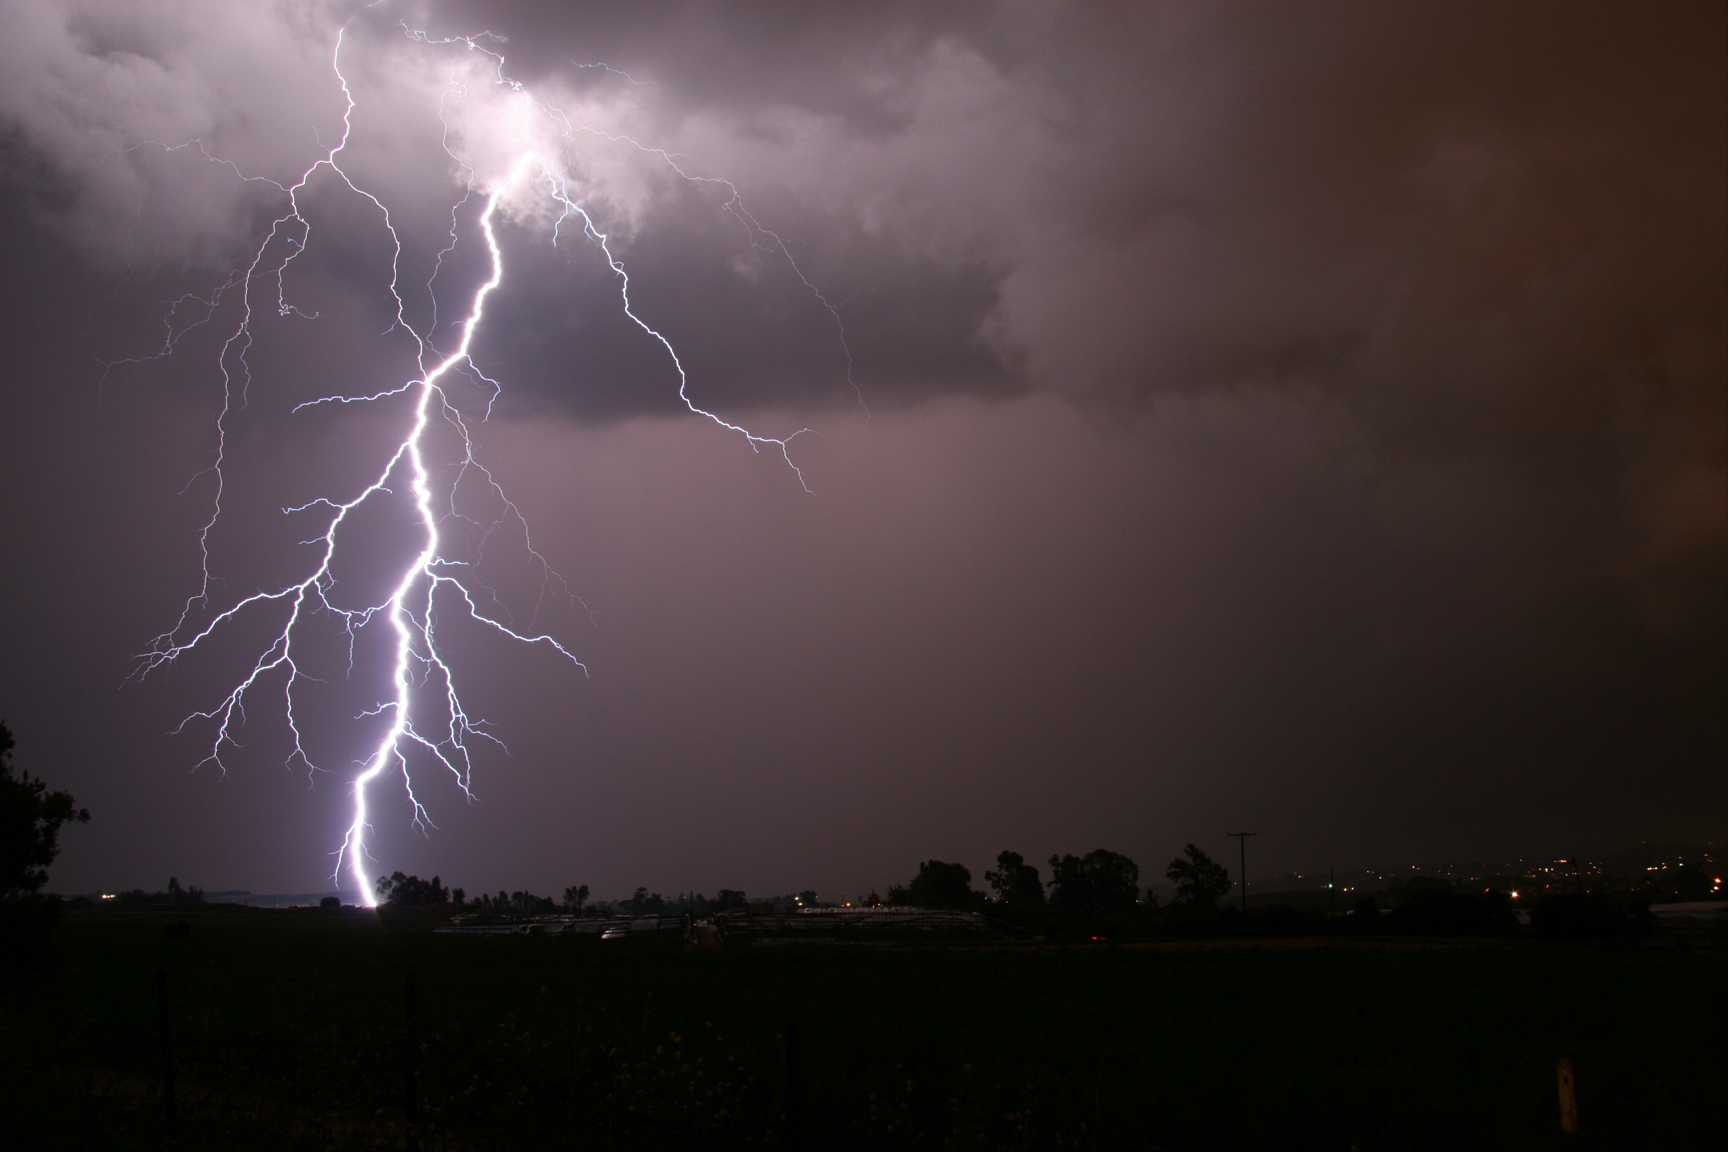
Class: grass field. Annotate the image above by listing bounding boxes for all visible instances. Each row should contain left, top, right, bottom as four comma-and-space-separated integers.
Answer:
2, 906, 1721, 1150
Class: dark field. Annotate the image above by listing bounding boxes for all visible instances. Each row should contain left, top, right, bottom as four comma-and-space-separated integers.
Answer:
3, 908, 1721, 1150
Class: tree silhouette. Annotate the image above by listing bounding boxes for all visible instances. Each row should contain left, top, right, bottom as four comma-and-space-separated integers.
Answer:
984, 851, 1046, 907
0, 721, 89, 899
563, 884, 590, 913
164, 877, 205, 905
905, 860, 980, 909
1048, 850, 1140, 910
374, 872, 449, 906
1166, 844, 1230, 909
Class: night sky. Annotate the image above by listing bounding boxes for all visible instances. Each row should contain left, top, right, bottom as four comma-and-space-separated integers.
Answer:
1, 1, 1722, 901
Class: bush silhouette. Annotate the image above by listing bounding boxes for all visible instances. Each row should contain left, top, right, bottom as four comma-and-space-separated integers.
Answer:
0, 721, 89, 899
1531, 893, 1651, 942
1387, 889, 1516, 937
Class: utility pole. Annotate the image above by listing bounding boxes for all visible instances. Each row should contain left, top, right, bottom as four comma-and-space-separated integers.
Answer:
1228, 832, 1257, 913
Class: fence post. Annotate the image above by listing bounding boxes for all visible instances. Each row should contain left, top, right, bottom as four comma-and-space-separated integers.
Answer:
156, 969, 176, 1137
1557, 1057, 1578, 1138
405, 972, 420, 1152
784, 1021, 802, 1151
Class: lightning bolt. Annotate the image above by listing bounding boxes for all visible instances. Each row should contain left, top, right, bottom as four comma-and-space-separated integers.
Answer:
121, 13, 838, 903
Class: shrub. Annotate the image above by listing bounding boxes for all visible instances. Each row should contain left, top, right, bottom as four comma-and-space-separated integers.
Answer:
1531, 893, 1652, 942
1387, 889, 1517, 937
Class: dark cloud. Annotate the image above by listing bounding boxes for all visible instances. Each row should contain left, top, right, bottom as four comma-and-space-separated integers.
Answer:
0, 2, 1720, 897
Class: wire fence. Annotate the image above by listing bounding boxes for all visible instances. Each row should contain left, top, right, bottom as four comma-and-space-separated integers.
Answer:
14, 968, 791, 1151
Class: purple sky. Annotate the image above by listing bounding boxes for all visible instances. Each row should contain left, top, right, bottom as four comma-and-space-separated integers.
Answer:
1, 2, 1722, 901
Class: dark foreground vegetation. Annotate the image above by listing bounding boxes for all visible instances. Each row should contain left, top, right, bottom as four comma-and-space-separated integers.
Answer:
2, 905, 1721, 1151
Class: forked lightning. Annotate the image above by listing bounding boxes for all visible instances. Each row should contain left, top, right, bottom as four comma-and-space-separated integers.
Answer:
128, 13, 829, 903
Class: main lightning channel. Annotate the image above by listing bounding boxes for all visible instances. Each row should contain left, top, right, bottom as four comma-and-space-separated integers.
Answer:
338, 158, 577, 900
126, 17, 831, 905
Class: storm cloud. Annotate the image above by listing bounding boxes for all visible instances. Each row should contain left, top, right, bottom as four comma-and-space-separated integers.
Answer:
0, 2, 1720, 898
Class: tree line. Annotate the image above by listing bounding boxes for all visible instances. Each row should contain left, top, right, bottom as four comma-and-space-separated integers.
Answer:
79, 877, 207, 908
885, 845, 1232, 913
370, 844, 1235, 921
0, 717, 1674, 947
371, 873, 798, 917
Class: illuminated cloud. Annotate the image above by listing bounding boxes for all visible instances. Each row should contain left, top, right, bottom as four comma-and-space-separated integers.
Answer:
0, 2, 1719, 894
